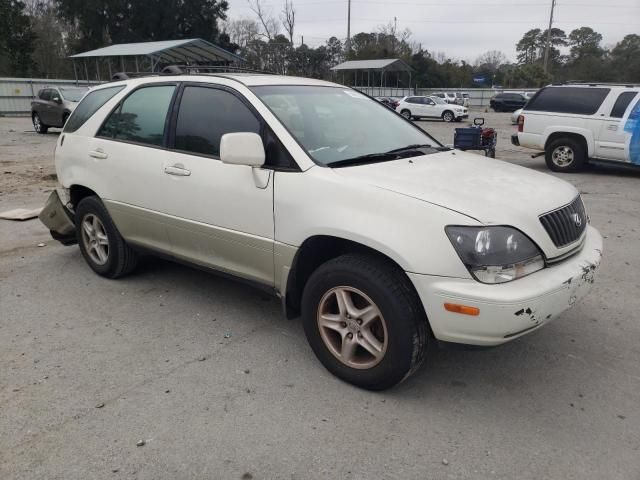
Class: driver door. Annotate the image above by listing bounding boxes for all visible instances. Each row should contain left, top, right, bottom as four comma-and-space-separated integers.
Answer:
421, 97, 438, 118
161, 84, 275, 286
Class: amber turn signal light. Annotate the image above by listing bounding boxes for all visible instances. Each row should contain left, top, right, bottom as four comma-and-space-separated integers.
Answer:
444, 303, 480, 316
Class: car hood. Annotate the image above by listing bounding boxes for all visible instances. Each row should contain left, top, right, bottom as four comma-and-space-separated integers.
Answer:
332, 149, 578, 227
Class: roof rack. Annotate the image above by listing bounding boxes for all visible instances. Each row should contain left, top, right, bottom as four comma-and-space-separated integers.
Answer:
161, 64, 272, 75
109, 65, 272, 82
560, 81, 640, 88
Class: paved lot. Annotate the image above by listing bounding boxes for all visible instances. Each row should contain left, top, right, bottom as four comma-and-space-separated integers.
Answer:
1, 113, 640, 480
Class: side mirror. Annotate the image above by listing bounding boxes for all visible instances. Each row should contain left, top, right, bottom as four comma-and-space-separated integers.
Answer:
52, 96, 61, 103
220, 132, 265, 167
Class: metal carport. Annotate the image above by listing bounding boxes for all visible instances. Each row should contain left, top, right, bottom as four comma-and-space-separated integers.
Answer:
69, 38, 245, 81
331, 59, 413, 90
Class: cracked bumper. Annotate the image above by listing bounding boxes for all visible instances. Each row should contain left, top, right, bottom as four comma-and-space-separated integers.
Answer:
408, 225, 603, 346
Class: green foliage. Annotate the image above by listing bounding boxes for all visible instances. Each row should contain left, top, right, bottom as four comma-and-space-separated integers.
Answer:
54, 0, 231, 53
0, 0, 36, 76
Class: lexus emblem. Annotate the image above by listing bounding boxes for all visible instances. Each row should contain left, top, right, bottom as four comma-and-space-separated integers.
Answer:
572, 213, 582, 227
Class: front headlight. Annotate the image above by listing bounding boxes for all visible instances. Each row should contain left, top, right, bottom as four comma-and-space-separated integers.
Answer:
446, 226, 544, 284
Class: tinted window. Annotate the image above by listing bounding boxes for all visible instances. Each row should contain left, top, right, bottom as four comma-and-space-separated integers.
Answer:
406, 97, 421, 104
525, 87, 610, 115
99, 85, 175, 146
174, 86, 260, 157
610, 91, 638, 118
64, 86, 125, 133
38, 89, 50, 100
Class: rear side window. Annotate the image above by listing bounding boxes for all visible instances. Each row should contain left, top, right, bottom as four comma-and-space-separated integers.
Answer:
610, 91, 638, 118
406, 97, 420, 104
174, 86, 260, 157
99, 85, 176, 146
525, 87, 610, 115
64, 86, 125, 133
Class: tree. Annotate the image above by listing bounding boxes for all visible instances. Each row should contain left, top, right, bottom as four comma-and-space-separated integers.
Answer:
0, 0, 36, 76
24, 0, 72, 77
281, 0, 295, 45
568, 27, 604, 60
224, 17, 261, 50
247, 0, 279, 40
474, 50, 507, 72
516, 29, 542, 64
610, 34, 640, 82
54, 0, 231, 53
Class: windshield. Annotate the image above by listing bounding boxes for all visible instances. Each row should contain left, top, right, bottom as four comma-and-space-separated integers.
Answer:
59, 87, 88, 102
252, 85, 441, 166
430, 96, 446, 105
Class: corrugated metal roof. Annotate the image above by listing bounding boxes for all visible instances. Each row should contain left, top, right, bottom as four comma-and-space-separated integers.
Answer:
331, 59, 412, 71
69, 38, 244, 63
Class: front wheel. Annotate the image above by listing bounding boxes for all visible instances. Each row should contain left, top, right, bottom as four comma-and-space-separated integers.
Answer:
301, 254, 428, 390
76, 196, 139, 278
545, 137, 586, 172
442, 111, 454, 122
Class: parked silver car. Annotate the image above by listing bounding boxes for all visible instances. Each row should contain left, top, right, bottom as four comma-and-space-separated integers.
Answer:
31, 86, 89, 134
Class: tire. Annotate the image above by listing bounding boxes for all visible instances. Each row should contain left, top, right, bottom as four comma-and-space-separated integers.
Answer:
400, 109, 412, 120
32, 113, 48, 134
545, 137, 586, 172
442, 111, 454, 122
301, 254, 428, 390
75, 195, 138, 278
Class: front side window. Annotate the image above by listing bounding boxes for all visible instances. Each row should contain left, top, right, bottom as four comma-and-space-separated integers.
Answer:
174, 86, 260, 157
99, 85, 175, 146
610, 92, 638, 118
525, 87, 610, 115
253, 85, 441, 167
38, 89, 49, 100
64, 86, 125, 133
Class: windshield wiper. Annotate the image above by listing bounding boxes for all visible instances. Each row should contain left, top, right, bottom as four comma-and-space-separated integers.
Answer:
327, 144, 450, 168
327, 152, 399, 168
386, 143, 450, 153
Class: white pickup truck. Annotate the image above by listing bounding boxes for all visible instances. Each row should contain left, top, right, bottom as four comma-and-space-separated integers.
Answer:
513, 82, 640, 172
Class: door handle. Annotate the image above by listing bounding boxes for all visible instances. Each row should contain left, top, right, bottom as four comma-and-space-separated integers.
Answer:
164, 164, 191, 176
607, 124, 618, 131
88, 150, 108, 159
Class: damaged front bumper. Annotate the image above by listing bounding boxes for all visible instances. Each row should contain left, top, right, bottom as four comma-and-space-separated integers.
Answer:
408, 225, 604, 346
39, 189, 77, 245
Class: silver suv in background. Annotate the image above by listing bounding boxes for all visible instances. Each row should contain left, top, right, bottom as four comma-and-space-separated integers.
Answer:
31, 86, 89, 134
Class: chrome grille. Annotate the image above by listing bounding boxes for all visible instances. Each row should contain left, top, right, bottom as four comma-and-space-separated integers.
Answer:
539, 196, 587, 248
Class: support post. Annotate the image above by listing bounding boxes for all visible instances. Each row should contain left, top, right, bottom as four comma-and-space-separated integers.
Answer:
84, 60, 89, 83
95, 58, 100, 81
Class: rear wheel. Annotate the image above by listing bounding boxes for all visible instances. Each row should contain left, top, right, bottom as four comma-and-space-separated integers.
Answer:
301, 254, 428, 390
32, 113, 48, 134
545, 137, 586, 172
442, 111, 454, 122
76, 196, 138, 278
400, 109, 412, 120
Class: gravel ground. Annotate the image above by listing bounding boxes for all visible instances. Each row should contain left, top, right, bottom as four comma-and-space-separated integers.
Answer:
1, 113, 640, 480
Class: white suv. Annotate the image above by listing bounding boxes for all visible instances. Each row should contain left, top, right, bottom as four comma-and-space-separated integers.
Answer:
513, 83, 640, 172
396, 95, 468, 122
40, 72, 603, 390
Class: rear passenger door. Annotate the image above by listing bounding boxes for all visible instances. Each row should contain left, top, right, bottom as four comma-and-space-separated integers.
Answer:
595, 91, 638, 162
161, 83, 275, 286
39, 89, 56, 124
91, 83, 178, 252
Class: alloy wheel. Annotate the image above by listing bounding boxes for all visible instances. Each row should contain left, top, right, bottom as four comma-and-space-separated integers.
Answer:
552, 145, 574, 167
81, 213, 110, 265
33, 115, 41, 133
316, 286, 388, 369
443, 112, 453, 122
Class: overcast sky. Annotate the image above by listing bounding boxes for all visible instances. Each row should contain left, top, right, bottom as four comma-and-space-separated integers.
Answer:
225, 0, 640, 62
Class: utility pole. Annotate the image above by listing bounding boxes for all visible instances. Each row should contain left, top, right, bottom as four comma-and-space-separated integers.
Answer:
346, 0, 351, 54
543, 0, 556, 74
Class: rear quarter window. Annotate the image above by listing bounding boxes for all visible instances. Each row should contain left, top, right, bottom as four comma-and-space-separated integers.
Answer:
64, 86, 125, 133
610, 91, 638, 118
525, 87, 610, 115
